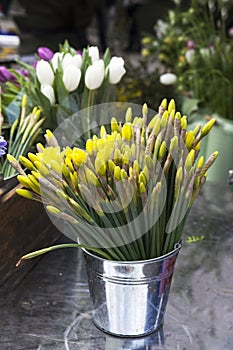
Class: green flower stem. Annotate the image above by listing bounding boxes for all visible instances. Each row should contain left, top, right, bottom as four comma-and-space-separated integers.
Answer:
16, 243, 112, 267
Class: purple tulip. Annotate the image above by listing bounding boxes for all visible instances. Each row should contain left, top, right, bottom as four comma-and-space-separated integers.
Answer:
186, 40, 195, 50
76, 50, 82, 56
0, 135, 7, 157
0, 66, 16, 83
37, 47, 54, 61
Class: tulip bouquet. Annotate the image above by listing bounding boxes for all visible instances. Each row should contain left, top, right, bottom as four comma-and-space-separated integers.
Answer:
0, 41, 126, 130
8, 98, 218, 264
0, 94, 44, 180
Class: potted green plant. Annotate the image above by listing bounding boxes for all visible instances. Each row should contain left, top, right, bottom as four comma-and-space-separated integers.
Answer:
9, 98, 218, 336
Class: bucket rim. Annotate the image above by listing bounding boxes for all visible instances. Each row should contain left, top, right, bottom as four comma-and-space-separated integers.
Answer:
82, 242, 182, 265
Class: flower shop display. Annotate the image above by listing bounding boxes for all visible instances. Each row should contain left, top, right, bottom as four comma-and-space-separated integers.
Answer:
9, 98, 218, 336
0, 41, 126, 130
141, 0, 233, 183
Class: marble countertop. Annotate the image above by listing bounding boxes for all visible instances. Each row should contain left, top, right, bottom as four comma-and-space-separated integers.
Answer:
1, 183, 233, 350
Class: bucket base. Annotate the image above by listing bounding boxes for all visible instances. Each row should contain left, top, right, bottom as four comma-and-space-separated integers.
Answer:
92, 317, 164, 338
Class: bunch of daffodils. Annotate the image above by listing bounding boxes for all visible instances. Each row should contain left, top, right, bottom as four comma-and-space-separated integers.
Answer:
0, 41, 126, 129
9, 99, 218, 263
0, 95, 44, 179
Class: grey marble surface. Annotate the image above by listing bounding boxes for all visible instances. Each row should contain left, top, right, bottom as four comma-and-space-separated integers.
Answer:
0, 183, 233, 350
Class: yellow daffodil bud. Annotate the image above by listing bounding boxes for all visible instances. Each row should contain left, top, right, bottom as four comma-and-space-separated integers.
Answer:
108, 159, 116, 173
139, 182, 146, 194
34, 160, 50, 176
201, 118, 216, 138
170, 110, 175, 119
27, 152, 40, 164
31, 170, 40, 179
185, 149, 195, 170
193, 123, 201, 136
95, 156, 107, 176
7, 154, 17, 163
158, 141, 167, 160
194, 141, 201, 151
114, 148, 122, 164
139, 172, 147, 186
122, 123, 132, 141
175, 112, 181, 120
17, 175, 31, 188
46, 205, 61, 214
121, 168, 128, 180
148, 114, 158, 129
21, 94, 27, 108
19, 155, 36, 170
196, 156, 204, 169
114, 165, 121, 180
161, 98, 167, 109
161, 110, 169, 128
65, 156, 74, 172
133, 159, 140, 173
62, 164, 70, 178
100, 125, 107, 138
36, 143, 45, 152
111, 117, 120, 132
168, 99, 175, 114
16, 188, 33, 200
180, 115, 187, 130
130, 143, 136, 158
185, 130, 195, 150
86, 139, 93, 155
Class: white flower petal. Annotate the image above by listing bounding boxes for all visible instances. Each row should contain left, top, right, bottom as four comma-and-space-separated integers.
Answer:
36, 60, 54, 85
41, 84, 55, 105
88, 46, 100, 63
85, 59, 105, 90
107, 56, 126, 84
62, 53, 74, 70
63, 65, 81, 92
51, 52, 64, 70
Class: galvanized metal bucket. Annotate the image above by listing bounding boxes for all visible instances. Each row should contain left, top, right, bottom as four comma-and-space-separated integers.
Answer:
83, 245, 181, 337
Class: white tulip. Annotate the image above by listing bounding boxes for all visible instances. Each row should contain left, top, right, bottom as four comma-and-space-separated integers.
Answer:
73, 54, 82, 69
36, 60, 54, 86
62, 53, 74, 70
85, 59, 105, 90
88, 46, 100, 63
106, 56, 126, 84
51, 52, 64, 70
41, 84, 55, 105
159, 73, 177, 85
63, 65, 81, 92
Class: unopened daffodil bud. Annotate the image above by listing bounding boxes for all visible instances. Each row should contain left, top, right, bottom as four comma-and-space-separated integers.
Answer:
122, 123, 132, 141
19, 155, 36, 170
168, 99, 175, 114
95, 156, 107, 176
185, 149, 195, 170
16, 188, 33, 200
185, 130, 195, 149
114, 165, 121, 180
201, 118, 216, 138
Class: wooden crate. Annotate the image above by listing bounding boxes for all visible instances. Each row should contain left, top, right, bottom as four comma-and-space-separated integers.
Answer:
0, 183, 61, 287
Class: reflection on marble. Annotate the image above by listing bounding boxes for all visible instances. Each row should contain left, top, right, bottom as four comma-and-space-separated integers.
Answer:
0, 184, 233, 349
